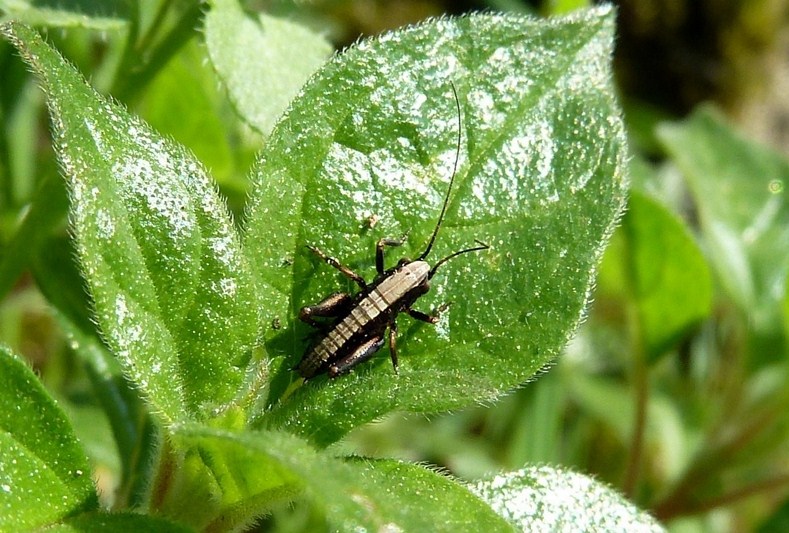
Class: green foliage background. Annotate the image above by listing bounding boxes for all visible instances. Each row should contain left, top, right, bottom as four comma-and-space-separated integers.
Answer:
1, 1, 788, 532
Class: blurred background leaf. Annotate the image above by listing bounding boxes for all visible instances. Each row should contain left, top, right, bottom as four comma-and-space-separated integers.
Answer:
205, 0, 333, 136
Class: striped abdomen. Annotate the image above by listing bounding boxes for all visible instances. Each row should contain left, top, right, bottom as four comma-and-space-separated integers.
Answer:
297, 261, 430, 378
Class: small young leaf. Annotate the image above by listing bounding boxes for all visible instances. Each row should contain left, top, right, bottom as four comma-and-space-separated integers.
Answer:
657, 106, 789, 340
0, 346, 97, 530
174, 425, 512, 531
247, 7, 628, 445
622, 190, 712, 360
470, 465, 664, 531
1, 22, 261, 423
205, 0, 333, 135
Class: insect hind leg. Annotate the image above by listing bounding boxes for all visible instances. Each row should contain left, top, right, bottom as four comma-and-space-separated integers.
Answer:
328, 334, 385, 378
299, 292, 353, 329
307, 245, 367, 289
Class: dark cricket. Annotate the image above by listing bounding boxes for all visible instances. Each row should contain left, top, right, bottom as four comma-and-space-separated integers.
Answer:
296, 84, 489, 379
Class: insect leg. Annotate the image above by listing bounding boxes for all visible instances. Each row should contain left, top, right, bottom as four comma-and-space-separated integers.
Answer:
328, 334, 386, 378
406, 302, 452, 324
388, 319, 399, 373
376, 232, 409, 275
299, 292, 353, 329
307, 245, 366, 289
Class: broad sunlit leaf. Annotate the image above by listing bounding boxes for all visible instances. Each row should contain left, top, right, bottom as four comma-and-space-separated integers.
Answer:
247, 7, 628, 446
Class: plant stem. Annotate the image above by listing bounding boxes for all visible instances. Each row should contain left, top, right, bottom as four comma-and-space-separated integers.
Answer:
655, 473, 789, 519
620, 221, 649, 499
622, 337, 648, 498
652, 399, 784, 520
111, 1, 204, 103
148, 437, 177, 513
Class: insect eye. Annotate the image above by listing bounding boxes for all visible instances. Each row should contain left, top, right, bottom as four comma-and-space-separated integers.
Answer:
398, 258, 410, 267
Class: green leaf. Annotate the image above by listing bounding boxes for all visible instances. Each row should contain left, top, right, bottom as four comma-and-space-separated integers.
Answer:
469, 465, 665, 531
137, 40, 235, 186
204, 0, 332, 136
0, 172, 68, 301
544, 0, 592, 16
623, 190, 712, 360
0, 0, 128, 30
30, 234, 155, 493
621, 99, 673, 156
247, 7, 628, 445
48, 512, 191, 532
657, 106, 789, 339
30, 230, 160, 506
31, 235, 94, 332
54, 311, 158, 509
174, 425, 512, 531
503, 369, 567, 466
0, 345, 97, 530
1, 22, 262, 423
785, 269, 789, 342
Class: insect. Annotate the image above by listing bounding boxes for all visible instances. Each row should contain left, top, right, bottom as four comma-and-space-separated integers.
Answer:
296, 84, 489, 379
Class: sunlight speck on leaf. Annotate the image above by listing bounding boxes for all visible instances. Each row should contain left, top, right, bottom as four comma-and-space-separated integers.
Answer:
470, 465, 665, 532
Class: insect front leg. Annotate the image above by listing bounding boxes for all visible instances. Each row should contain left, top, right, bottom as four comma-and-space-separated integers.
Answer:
306, 245, 367, 289
406, 302, 452, 324
376, 232, 409, 274
299, 292, 353, 329
328, 334, 385, 378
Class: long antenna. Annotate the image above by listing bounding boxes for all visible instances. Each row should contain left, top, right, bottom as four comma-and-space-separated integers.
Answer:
417, 82, 462, 261
428, 240, 489, 279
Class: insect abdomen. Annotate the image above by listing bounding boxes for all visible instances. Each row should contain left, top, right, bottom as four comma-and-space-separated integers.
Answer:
297, 261, 430, 378
296, 295, 382, 378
